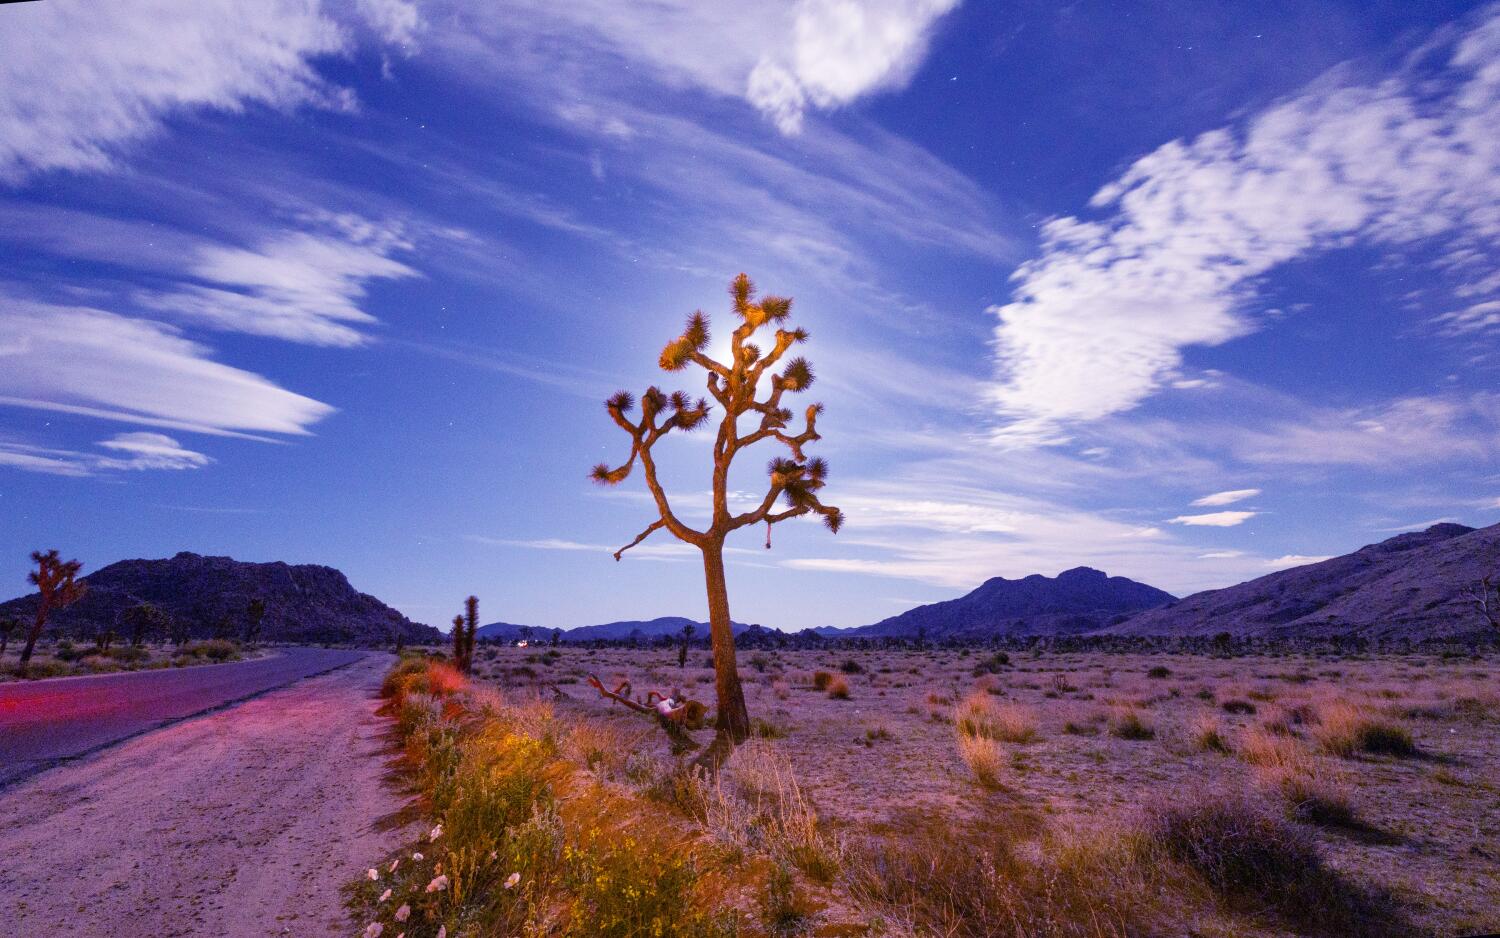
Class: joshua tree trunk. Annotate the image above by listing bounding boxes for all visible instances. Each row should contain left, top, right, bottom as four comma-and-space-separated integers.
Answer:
702, 542, 748, 742
17, 602, 50, 676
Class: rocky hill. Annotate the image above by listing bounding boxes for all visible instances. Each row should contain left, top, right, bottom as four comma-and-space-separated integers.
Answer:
0, 552, 439, 645
839, 567, 1175, 639
1102, 522, 1499, 641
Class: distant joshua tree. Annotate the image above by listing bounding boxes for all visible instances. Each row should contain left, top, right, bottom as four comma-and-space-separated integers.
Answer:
94, 628, 117, 653
1471, 567, 1499, 635
592, 274, 842, 762
121, 603, 169, 647
244, 598, 267, 647
451, 596, 478, 674
678, 622, 695, 669
0, 615, 18, 657
17, 550, 87, 677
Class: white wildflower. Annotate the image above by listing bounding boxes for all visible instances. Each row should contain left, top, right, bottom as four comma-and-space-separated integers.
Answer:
363, 924, 383, 938
366, 868, 379, 881
394, 904, 411, 922
504, 872, 520, 889
388, 858, 400, 873
437, 928, 446, 938
426, 874, 450, 893
378, 888, 392, 903
428, 823, 443, 842
412, 852, 424, 862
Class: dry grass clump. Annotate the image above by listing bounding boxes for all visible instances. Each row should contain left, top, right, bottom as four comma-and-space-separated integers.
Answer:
1314, 702, 1418, 758
1237, 726, 1307, 770
811, 670, 833, 691
957, 733, 1005, 789
825, 675, 851, 699
703, 740, 842, 884
1106, 706, 1154, 740
955, 692, 1039, 743
845, 812, 1179, 938
1190, 714, 1230, 754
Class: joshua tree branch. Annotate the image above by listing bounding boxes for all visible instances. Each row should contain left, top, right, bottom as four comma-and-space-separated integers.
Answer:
614, 519, 667, 561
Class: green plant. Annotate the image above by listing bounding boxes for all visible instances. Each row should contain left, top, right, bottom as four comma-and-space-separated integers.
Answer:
1107, 707, 1155, 740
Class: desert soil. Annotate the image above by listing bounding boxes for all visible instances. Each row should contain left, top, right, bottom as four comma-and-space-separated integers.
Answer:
0, 653, 409, 938
481, 645, 1500, 937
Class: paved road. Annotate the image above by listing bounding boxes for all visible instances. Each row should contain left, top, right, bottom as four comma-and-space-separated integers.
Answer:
0, 655, 408, 937
0, 646, 367, 785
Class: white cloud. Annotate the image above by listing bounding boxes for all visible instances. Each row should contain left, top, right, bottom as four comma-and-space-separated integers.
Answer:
1434, 299, 1500, 335
748, 0, 961, 133
1266, 554, 1332, 569
986, 9, 1500, 443
0, 299, 335, 437
1198, 550, 1244, 559
1191, 488, 1260, 507
0, 432, 211, 476
140, 217, 417, 346
354, 0, 422, 47
0, 0, 356, 183
1167, 510, 1257, 527
447, 0, 959, 135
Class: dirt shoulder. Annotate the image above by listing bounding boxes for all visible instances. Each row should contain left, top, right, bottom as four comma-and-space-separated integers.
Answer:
0, 654, 410, 938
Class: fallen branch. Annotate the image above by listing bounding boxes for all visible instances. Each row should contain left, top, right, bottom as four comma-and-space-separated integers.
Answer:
586, 673, 709, 753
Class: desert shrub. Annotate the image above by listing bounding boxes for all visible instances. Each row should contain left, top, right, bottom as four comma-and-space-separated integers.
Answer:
15, 659, 74, 678
1107, 707, 1154, 740
1139, 789, 1401, 934
958, 733, 1004, 789
811, 670, 833, 691
955, 692, 1038, 743
1190, 714, 1230, 754
564, 826, 731, 937
1314, 703, 1417, 758
752, 717, 788, 739
54, 640, 87, 662
107, 645, 149, 663
1272, 770, 1358, 828
760, 861, 812, 938
971, 651, 1010, 676
381, 654, 433, 698
184, 639, 238, 662
865, 724, 893, 742
1062, 720, 1098, 736
826, 676, 851, 699
838, 658, 863, 674
749, 653, 771, 673
1146, 665, 1172, 679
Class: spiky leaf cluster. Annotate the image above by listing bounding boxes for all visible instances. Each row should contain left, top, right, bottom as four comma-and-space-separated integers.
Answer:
593, 273, 844, 555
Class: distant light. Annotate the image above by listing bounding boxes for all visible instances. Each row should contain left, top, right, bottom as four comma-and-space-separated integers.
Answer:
515, 640, 528, 647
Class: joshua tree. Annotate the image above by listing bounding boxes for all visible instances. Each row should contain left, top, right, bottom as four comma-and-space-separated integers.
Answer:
244, 598, 266, 647
1471, 568, 1499, 635
17, 550, 87, 677
678, 622, 695, 669
451, 597, 478, 674
94, 628, 117, 653
592, 274, 842, 761
0, 615, 18, 657
167, 612, 190, 647
121, 603, 168, 647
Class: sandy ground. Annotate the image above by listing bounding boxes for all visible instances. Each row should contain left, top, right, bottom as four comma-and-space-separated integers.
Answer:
0, 653, 409, 938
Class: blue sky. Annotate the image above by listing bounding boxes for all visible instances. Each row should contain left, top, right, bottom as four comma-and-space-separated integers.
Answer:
2, 0, 1497, 631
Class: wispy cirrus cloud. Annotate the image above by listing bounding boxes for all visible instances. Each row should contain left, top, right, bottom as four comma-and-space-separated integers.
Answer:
1168, 510, 1257, 528
140, 215, 417, 346
0, 0, 355, 184
0, 299, 334, 438
1191, 488, 1261, 507
986, 7, 1500, 444
0, 432, 211, 476
455, 0, 960, 136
